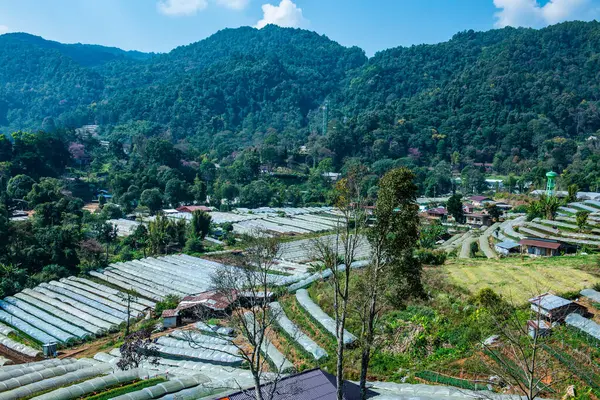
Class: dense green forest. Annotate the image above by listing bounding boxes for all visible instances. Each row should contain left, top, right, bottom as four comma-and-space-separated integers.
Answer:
1, 21, 600, 191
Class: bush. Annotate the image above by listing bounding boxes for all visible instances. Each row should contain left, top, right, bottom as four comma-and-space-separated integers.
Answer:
154, 294, 181, 317
184, 237, 204, 253
415, 249, 447, 265
470, 241, 479, 256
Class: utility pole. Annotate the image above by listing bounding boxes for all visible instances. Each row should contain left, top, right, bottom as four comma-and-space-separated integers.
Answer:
322, 100, 329, 136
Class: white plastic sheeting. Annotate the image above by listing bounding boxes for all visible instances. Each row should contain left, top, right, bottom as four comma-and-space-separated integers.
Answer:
13, 292, 104, 337
89, 271, 163, 302
3, 297, 90, 340
288, 260, 369, 292
109, 264, 191, 297
0, 305, 71, 344
565, 313, 600, 340
61, 278, 148, 313
295, 289, 356, 346
0, 363, 113, 400
48, 281, 136, 318
156, 384, 222, 400
0, 333, 40, 358
157, 336, 238, 355
110, 374, 210, 400
39, 283, 128, 321
0, 359, 77, 375
155, 344, 242, 366
244, 312, 294, 373
581, 288, 600, 302
101, 269, 180, 298
269, 302, 327, 360
0, 360, 95, 393
0, 323, 13, 336
170, 330, 231, 346
32, 287, 122, 327
67, 277, 155, 308
31, 369, 144, 400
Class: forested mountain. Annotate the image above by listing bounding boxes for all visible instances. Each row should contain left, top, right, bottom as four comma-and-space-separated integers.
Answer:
1, 22, 600, 182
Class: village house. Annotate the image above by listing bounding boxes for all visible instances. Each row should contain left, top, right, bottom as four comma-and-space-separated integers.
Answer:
469, 195, 493, 207
176, 205, 213, 213
529, 293, 586, 323
519, 237, 576, 257
423, 207, 447, 221
494, 240, 520, 256
465, 213, 492, 227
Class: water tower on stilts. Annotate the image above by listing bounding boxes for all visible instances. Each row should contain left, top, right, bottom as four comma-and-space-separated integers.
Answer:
546, 171, 558, 196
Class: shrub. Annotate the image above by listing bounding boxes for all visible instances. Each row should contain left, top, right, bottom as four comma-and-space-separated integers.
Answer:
415, 371, 488, 390
415, 249, 447, 265
154, 294, 181, 317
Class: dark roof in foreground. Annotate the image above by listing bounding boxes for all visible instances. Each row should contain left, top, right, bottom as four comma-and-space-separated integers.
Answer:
217, 368, 366, 400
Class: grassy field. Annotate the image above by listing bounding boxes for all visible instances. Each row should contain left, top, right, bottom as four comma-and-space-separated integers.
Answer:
445, 255, 600, 303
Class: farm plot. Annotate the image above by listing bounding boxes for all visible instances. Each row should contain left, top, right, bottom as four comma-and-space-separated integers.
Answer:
0, 257, 246, 356
90, 254, 289, 299
277, 234, 371, 264
445, 258, 598, 303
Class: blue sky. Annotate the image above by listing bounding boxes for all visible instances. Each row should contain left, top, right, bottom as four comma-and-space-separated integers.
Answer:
0, 0, 598, 56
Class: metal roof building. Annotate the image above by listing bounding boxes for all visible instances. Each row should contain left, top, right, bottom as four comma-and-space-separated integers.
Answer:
216, 368, 364, 400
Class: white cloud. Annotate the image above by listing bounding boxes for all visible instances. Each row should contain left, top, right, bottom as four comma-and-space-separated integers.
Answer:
216, 0, 250, 10
0, 25, 8, 35
157, 0, 208, 16
493, 0, 598, 28
255, 0, 308, 29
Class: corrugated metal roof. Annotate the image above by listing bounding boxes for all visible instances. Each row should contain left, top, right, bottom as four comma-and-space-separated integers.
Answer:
529, 293, 572, 310
519, 238, 562, 250
220, 368, 363, 400
495, 241, 520, 250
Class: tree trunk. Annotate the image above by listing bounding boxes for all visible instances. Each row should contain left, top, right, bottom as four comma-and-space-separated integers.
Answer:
359, 292, 377, 400
336, 316, 345, 400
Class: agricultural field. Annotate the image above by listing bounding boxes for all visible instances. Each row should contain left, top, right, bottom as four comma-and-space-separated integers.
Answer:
445, 256, 600, 303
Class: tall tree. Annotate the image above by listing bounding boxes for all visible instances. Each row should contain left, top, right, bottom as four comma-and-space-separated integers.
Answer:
359, 167, 420, 399
313, 166, 368, 400
446, 194, 464, 224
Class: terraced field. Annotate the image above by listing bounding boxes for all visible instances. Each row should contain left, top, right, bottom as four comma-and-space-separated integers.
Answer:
445, 257, 600, 303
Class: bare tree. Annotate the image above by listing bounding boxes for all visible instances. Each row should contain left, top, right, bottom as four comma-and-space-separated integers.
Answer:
477, 290, 574, 400
117, 328, 159, 371
118, 291, 138, 336
312, 167, 368, 400
183, 233, 292, 400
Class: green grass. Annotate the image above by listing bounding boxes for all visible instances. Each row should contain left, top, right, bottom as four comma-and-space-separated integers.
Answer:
82, 377, 167, 400
445, 256, 600, 304
414, 370, 488, 390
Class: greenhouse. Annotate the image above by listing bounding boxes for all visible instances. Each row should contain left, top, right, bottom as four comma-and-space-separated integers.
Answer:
0, 360, 96, 393
244, 312, 294, 373
13, 292, 105, 336
32, 287, 123, 327
60, 279, 149, 313
0, 363, 113, 400
295, 289, 357, 345
3, 297, 90, 340
0, 303, 74, 344
269, 302, 327, 360
32, 368, 143, 400
39, 283, 129, 321
110, 374, 210, 400
0, 334, 40, 358
565, 313, 600, 340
